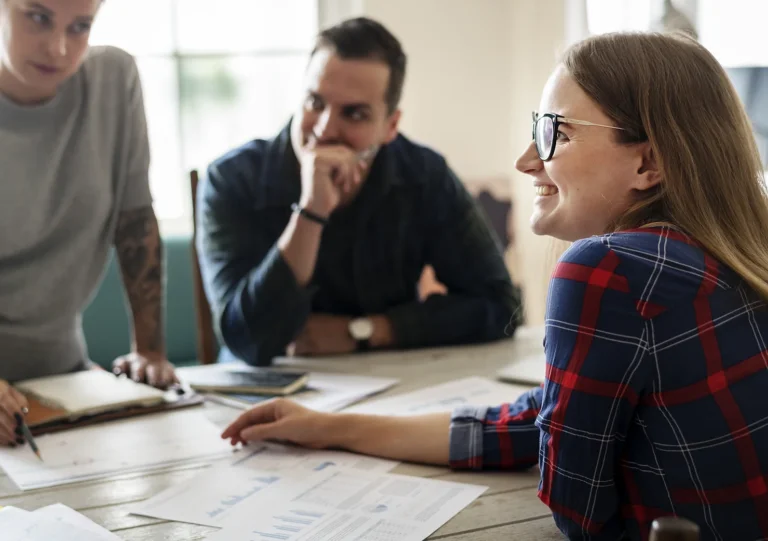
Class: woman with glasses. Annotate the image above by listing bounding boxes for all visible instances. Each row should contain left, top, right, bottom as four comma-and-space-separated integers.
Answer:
222, 32, 768, 540
0, 0, 177, 447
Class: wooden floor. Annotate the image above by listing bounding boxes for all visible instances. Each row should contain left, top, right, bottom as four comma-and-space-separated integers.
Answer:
0, 326, 562, 540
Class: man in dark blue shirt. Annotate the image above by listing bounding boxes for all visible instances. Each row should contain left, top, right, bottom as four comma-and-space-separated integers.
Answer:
196, 17, 522, 366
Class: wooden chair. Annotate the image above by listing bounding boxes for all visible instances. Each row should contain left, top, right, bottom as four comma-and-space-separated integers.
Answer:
189, 169, 218, 364
649, 517, 700, 541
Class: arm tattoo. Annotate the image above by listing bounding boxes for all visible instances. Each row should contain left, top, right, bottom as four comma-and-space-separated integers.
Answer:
114, 206, 164, 354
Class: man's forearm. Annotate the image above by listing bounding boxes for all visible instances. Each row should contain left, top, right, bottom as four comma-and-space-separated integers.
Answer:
386, 289, 520, 349
277, 212, 324, 286
114, 206, 165, 356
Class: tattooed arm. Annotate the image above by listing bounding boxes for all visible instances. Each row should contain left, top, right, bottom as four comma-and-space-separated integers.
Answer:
111, 206, 177, 387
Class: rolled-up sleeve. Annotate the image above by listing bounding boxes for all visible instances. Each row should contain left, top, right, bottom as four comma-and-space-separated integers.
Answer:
449, 386, 543, 471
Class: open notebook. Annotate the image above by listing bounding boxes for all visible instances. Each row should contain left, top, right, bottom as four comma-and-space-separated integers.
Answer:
14, 370, 168, 428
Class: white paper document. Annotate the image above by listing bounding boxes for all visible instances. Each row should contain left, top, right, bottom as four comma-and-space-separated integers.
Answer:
226, 443, 399, 474
206, 469, 487, 541
131, 444, 398, 526
0, 504, 120, 540
344, 376, 532, 416
293, 372, 399, 412
496, 353, 546, 385
0, 409, 233, 490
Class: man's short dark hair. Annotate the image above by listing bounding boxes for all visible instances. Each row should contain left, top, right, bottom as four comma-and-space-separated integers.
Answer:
312, 17, 407, 114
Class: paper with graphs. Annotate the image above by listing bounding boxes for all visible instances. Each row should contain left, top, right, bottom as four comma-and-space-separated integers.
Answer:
131, 444, 397, 526
206, 470, 487, 541
132, 460, 486, 541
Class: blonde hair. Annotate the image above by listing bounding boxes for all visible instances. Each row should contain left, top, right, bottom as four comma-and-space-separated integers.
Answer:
563, 32, 768, 301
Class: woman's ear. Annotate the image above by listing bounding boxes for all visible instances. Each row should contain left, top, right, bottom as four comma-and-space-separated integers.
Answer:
634, 142, 662, 191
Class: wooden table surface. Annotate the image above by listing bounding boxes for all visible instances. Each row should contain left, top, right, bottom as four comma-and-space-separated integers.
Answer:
0, 326, 562, 540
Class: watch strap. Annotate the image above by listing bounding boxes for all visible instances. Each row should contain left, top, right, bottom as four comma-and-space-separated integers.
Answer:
291, 203, 328, 226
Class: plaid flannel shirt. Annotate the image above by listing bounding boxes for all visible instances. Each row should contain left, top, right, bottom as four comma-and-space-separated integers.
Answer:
196, 122, 522, 366
450, 227, 768, 540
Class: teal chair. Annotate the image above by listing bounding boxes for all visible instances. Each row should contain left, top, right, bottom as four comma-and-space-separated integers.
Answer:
83, 171, 219, 368
82, 237, 206, 368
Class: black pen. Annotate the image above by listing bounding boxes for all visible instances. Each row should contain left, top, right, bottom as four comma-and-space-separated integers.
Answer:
16, 410, 43, 462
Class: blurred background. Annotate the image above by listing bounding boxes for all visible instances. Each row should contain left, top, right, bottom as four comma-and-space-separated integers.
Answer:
89, 0, 768, 325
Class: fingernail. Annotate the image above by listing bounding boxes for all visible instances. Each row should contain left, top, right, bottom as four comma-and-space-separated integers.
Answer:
16, 437, 24, 445
14, 413, 22, 426
10, 443, 16, 448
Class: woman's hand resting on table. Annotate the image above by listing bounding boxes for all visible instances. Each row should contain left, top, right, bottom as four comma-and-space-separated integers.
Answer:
221, 399, 452, 466
0, 379, 29, 447
221, 399, 336, 449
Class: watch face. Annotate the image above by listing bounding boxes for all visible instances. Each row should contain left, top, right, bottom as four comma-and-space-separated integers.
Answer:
349, 318, 374, 340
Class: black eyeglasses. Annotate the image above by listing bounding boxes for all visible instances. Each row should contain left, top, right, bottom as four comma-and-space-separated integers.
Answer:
532, 111, 625, 161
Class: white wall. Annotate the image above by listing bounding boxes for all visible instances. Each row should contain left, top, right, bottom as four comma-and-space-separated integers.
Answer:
505, 0, 569, 324
360, 0, 514, 191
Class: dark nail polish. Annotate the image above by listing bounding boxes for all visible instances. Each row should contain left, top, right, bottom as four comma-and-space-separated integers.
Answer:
10, 443, 16, 448
14, 413, 22, 426
15, 426, 22, 436
16, 437, 24, 445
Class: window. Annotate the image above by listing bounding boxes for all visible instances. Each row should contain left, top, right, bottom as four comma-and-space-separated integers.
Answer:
89, 0, 319, 234
585, 0, 767, 170
585, 0, 655, 35
698, 0, 768, 169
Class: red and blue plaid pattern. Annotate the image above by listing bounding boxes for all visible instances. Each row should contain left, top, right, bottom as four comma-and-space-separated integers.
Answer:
450, 227, 768, 540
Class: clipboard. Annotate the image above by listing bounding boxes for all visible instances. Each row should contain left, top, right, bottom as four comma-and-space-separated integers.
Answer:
27, 391, 204, 436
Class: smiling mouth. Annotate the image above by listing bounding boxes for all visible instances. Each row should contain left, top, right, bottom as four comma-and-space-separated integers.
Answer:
31, 63, 60, 74
535, 185, 559, 196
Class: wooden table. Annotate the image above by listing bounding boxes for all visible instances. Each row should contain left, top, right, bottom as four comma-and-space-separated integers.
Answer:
0, 326, 562, 540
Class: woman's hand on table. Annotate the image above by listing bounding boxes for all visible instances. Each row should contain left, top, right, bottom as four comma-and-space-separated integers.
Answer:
221, 398, 452, 466
0, 379, 28, 447
221, 399, 336, 449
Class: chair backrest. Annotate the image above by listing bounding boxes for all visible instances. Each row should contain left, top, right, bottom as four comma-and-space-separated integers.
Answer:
475, 189, 513, 251
189, 169, 218, 364
649, 517, 700, 541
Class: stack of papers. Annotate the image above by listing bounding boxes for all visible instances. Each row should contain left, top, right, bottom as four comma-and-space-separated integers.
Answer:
131, 444, 398, 526
207, 470, 486, 541
131, 445, 486, 541
0, 409, 233, 490
0, 503, 119, 540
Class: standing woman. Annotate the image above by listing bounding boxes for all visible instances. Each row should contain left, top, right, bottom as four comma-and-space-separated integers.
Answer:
0, 0, 177, 447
